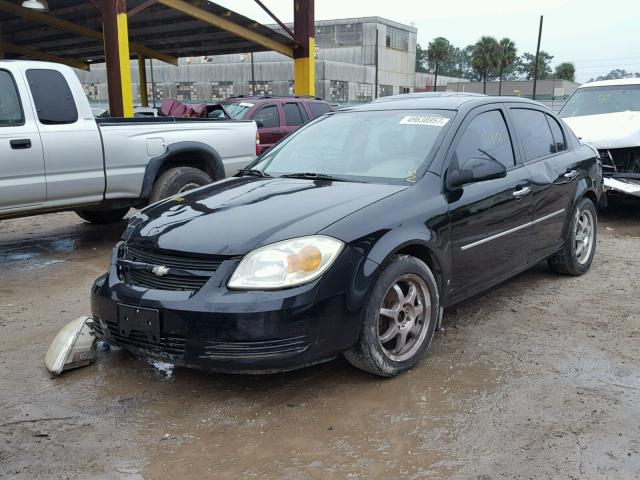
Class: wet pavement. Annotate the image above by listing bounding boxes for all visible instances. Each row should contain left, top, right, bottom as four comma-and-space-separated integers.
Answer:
1, 204, 640, 479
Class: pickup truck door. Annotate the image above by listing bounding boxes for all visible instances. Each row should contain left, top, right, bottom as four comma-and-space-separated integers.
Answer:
0, 68, 46, 209
506, 105, 582, 260
25, 68, 104, 206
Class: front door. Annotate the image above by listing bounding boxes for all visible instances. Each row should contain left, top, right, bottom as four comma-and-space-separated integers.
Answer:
507, 105, 583, 260
447, 106, 534, 297
253, 103, 283, 152
0, 68, 46, 210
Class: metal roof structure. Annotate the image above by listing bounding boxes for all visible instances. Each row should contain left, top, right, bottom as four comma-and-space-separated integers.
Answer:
0, 0, 298, 69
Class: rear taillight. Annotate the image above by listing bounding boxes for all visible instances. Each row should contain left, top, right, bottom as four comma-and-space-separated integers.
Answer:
256, 131, 260, 156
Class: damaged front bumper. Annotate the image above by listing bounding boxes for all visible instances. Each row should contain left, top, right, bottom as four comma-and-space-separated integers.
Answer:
604, 176, 640, 197
600, 148, 640, 197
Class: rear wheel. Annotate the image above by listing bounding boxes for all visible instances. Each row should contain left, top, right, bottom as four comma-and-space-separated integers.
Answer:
149, 167, 213, 204
548, 197, 597, 275
344, 254, 439, 377
75, 207, 130, 224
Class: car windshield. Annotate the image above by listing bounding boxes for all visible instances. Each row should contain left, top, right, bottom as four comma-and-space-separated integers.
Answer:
559, 84, 640, 118
252, 109, 455, 184
221, 101, 254, 119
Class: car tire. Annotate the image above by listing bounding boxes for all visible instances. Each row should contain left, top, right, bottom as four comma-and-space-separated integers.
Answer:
344, 254, 440, 377
149, 167, 213, 204
548, 196, 597, 276
75, 207, 130, 224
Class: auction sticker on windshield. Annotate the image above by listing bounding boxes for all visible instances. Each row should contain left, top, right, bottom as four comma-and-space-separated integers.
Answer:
399, 115, 450, 127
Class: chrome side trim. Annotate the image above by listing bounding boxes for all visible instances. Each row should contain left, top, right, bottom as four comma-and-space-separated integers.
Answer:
460, 222, 531, 251
461, 209, 565, 251
532, 209, 565, 225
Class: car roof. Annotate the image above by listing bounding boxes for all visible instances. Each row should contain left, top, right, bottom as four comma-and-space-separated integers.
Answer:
222, 95, 326, 103
577, 78, 640, 88
340, 94, 548, 112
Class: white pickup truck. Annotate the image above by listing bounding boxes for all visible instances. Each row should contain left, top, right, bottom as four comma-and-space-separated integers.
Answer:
0, 61, 258, 223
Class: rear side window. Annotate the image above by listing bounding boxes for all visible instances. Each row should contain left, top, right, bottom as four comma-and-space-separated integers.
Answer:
510, 109, 555, 161
308, 102, 331, 119
283, 103, 304, 126
454, 110, 515, 169
254, 104, 279, 128
26, 69, 78, 125
546, 114, 567, 153
0, 70, 24, 126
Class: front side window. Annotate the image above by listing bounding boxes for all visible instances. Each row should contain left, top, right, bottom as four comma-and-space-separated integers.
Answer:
283, 103, 304, 126
26, 69, 78, 124
453, 110, 515, 169
0, 70, 24, 126
254, 109, 455, 184
254, 104, 280, 128
559, 85, 640, 118
510, 109, 555, 161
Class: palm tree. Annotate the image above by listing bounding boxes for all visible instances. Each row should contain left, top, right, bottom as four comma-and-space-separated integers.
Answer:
427, 37, 450, 92
472, 36, 499, 94
497, 38, 517, 96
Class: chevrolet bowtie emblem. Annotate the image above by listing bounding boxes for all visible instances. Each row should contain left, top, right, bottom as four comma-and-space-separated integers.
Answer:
152, 265, 170, 277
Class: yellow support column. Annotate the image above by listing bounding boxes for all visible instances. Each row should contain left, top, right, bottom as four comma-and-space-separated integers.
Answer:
103, 0, 133, 117
293, 0, 315, 97
294, 37, 315, 96
138, 54, 148, 107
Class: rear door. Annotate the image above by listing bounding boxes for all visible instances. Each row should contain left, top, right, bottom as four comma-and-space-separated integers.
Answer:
507, 105, 581, 260
282, 101, 307, 136
447, 105, 534, 297
0, 68, 46, 210
26, 68, 104, 206
252, 103, 283, 152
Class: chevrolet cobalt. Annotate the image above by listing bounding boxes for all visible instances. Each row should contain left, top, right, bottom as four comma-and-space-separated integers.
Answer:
91, 95, 602, 377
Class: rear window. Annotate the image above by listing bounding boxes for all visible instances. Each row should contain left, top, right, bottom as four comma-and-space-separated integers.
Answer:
0, 70, 24, 127
308, 102, 332, 119
26, 69, 78, 124
222, 101, 254, 119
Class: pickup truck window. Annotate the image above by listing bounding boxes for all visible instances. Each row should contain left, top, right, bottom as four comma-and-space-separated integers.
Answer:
0, 71, 24, 127
26, 69, 78, 125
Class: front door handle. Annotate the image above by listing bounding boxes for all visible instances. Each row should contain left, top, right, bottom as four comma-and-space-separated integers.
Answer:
564, 170, 579, 180
10, 139, 31, 150
512, 186, 531, 198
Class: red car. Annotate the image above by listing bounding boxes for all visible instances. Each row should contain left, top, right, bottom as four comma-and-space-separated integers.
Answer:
220, 96, 333, 153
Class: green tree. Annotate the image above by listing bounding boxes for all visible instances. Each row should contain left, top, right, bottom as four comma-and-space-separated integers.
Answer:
471, 36, 500, 93
415, 43, 428, 73
497, 38, 517, 95
427, 37, 451, 91
516, 51, 554, 80
554, 62, 576, 81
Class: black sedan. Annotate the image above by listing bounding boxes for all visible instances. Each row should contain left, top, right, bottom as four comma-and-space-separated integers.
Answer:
91, 94, 602, 377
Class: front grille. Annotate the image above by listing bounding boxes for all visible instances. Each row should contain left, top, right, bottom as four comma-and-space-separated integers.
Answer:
199, 335, 309, 360
119, 243, 227, 292
103, 319, 186, 356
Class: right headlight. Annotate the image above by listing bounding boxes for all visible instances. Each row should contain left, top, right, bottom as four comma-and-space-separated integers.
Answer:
228, 235, 344, 290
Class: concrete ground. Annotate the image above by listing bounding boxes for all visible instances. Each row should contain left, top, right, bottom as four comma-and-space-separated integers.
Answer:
1, 201, 639, 479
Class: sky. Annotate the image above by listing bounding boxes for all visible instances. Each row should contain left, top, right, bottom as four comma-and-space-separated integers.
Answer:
212, 0, 640, 83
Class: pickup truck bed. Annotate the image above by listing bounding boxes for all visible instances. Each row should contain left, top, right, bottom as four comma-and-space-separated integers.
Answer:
0, 60, 257, 223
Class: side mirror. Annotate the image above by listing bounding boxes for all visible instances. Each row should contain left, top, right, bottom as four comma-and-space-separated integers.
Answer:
254, 119, 264, 128
447, 157, 507, 189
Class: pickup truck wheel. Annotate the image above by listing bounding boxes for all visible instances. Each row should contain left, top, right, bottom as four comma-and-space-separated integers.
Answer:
547, 197, 597, 276
344, 254, 439, 377
149, 167, 213, 203
75, 207, 130, 224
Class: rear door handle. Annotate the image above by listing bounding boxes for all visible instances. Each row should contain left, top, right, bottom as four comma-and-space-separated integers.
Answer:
512, 186, 531, 198
10, 139, 31, 150
564, 170, 579, 180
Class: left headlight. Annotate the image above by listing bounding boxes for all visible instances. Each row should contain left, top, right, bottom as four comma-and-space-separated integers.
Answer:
228, 235, 344, 290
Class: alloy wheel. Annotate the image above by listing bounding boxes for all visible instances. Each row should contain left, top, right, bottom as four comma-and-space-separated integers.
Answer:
575, 208, 595, 265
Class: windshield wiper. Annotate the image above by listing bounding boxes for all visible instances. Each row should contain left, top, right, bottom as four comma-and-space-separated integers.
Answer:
237, 168, 270, 178
279, 172, 350, 182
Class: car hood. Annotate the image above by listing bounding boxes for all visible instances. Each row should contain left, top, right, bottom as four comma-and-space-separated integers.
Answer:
128, 177, 407, 256
562, 111, 640, 149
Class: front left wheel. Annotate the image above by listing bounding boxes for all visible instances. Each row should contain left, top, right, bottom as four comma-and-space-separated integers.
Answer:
344, 254, 440, 377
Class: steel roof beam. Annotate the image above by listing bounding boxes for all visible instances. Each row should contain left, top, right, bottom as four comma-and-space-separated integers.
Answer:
1, 42, 89, 70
